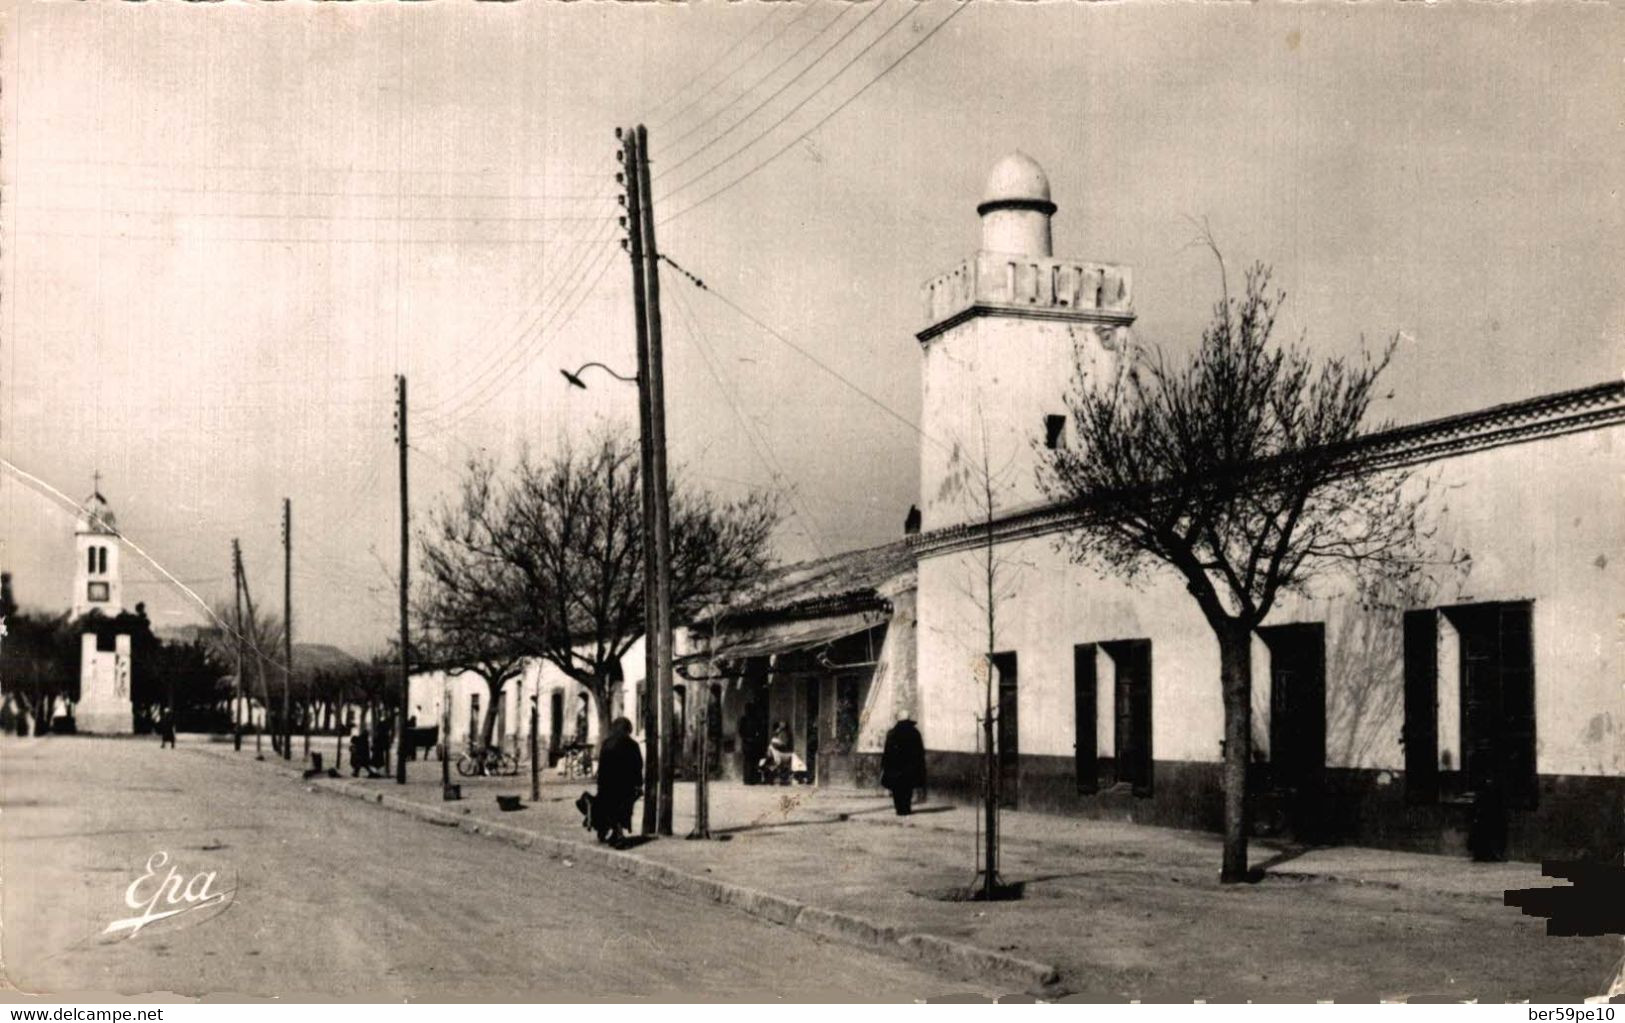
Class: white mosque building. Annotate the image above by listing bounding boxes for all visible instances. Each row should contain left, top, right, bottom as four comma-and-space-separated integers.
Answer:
907, 154, 1623, 862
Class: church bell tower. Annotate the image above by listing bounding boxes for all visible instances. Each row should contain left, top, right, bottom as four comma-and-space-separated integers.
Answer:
72, 479, 123, 620
72, 478, 133, 734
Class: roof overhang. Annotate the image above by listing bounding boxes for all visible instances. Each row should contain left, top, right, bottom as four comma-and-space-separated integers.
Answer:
697, 608, 887, 663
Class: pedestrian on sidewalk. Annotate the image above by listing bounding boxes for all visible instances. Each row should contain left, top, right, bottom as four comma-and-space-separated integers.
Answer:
157, 711, 177, 749
881, 718, 926, 816
595, 716, 643, 847
350, 727, 376, 778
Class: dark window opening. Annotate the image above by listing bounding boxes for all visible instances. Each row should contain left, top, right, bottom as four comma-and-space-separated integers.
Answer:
548, 689, 564, 762
98, 546, 108, 575
87, 547, 97, 575
1074, 644, 1098, 794
1259, 623, 1326, 782
1043, 414, 1066, 449
1402, 610, 1440, 803
1104, 639, 1153, 796
1447, 602, 1536, 812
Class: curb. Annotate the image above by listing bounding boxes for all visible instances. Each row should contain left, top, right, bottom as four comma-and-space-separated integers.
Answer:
185, 742, 1061, 992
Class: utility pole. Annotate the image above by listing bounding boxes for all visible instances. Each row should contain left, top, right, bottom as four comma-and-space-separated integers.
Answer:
441, 676, 452, 796
281, 498, 293, 761
689, 682, 712, 840
635, 124, 677, 837
620, 126, 661, 837
231, 539, 244, 753
239, 549, 265, 761
530, 695, 541, 803
394, 374, 411, 785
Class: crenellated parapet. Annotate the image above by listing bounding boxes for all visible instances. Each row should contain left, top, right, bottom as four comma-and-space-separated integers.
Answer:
918, 252, 1135, 344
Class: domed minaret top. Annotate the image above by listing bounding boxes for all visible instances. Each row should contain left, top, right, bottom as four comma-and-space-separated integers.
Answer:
977, 152, 1055, 258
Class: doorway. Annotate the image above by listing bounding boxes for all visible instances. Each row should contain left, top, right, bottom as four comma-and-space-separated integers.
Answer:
803, 676, 820, 784
1105, 640, 1152, 795
992, 652, 1019, 809
1447, 602, 1536, 860
1260, 623, 1326, 838
548, 690, 564, 764
740, 682, 770, 783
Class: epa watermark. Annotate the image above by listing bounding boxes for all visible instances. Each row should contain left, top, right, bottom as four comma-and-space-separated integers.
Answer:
102, 851, 235, 938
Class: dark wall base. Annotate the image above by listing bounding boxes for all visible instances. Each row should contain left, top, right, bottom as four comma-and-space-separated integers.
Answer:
918, 750, 1625, 863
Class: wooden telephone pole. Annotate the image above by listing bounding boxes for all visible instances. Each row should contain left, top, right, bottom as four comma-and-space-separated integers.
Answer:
621, 127, 661, 837
238, 547, 265, 760
635, 124, 677, 838
231, 539, 244, 753
281, 498, 293, 761
394, 375, 411, 785
620, 124, 677, 837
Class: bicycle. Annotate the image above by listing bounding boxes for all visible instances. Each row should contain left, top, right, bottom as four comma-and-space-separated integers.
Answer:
557, 744, 594, 779
455, 746, 519, 777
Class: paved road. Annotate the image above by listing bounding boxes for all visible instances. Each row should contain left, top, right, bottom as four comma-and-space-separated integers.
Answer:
1, 736, 986, 1001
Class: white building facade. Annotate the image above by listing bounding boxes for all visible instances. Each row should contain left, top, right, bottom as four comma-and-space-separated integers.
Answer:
910, 156, 1624, 861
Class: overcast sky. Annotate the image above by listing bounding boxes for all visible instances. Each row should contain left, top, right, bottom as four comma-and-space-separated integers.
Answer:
2, 1, 1620, 655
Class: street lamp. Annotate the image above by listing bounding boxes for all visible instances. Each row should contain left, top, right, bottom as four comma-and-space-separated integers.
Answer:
561, 354, 670, 837
560, 363, 639, 389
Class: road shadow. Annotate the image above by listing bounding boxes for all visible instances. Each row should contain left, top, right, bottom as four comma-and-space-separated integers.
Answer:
711, 802, 953, 837
1246, 845, 1322, 883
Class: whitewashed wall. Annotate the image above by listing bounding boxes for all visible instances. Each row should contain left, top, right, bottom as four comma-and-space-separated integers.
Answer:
915, 422, 1624, 779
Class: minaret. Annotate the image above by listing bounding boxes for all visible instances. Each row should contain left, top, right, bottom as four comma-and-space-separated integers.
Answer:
916, 153, 1136, 530
71, 478, 133, 734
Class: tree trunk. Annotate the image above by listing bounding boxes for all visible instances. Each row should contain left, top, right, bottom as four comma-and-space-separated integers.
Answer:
1217, 618, 1254, 884
478, 680, 505, 753
592, 678, 616, 749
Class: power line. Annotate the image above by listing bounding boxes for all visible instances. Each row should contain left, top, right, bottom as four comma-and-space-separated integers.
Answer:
17, 154, 616, 182
655, 1, 883, 186
647, 2, 818, 131
410, 167, 622, 419
15, 204, 619, 227
658, 1, 969, 227
655, 1, 852, 163
399, 170, 622, 417
13, 227, 596, 248
661, 252, 945, 454
414, 240, 621, 437
411, 221, 619, 426
668, 278, 829, 557
15, 178, 618, 204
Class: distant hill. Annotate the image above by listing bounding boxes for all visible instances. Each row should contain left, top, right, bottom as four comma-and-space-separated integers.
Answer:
291, 643, 363, 673
154, 624, 220, 645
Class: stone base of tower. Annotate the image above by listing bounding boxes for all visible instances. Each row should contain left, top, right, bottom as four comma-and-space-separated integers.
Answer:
74, 703, 135, 735
78, 632, 134, 735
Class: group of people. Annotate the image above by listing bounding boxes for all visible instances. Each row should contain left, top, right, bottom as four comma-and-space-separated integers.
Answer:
346, 719, 394, 778
586, 712, 927, 848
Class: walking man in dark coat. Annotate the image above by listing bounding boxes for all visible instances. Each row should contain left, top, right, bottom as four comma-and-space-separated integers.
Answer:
881, 718, 927, 816
595, 716, 643, 847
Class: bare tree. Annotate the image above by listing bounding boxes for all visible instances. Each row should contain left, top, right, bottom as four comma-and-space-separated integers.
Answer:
1039, 251, 1456, 883
427, 430, 778, 744
417, 469, 531, 754
934, 409, 1028, 899
209, 600, 285, 736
